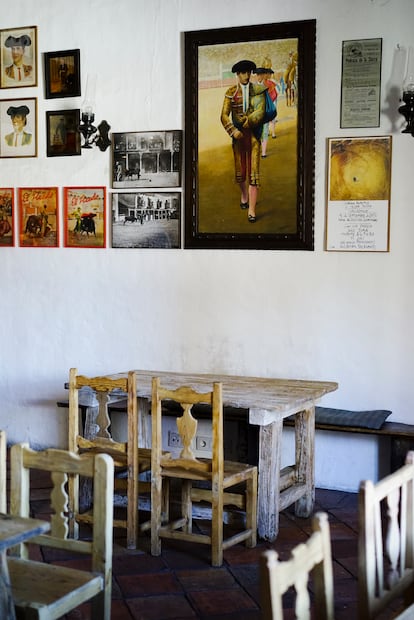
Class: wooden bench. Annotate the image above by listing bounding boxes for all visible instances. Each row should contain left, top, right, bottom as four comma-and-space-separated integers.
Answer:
283, 417, 414, 473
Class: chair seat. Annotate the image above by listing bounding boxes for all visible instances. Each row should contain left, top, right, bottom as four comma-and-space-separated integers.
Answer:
9, 556, 103, 616
162, 459, 256, 483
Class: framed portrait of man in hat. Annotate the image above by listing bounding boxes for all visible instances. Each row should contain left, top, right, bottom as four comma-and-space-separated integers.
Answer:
0, 26, 37, 89
0, 97, 37, 158
184, 20, 315, 250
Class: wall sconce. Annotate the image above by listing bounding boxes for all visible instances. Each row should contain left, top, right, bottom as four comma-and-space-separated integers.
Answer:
399, 46, 414, 136
79, 74, 111, 151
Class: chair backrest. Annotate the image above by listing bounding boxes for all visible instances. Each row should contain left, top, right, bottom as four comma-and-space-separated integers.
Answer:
261, 511, 335, 620
68, 367, 137, 457
9, 443, 114, 616
0, 430, 7, 513
151, 377, 223, 479
358, 451, 414, 619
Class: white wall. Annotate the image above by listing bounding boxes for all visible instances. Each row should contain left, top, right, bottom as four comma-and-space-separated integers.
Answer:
1, 0, 413, 491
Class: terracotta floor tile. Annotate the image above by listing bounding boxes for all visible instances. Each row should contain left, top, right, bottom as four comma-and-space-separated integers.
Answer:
117, 572, 183, 597
188, 588, 258, 616
127, 594, 197, 619
176, 567, 237, 590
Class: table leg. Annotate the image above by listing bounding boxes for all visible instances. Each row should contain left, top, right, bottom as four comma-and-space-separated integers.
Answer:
257, 419, 282, 541
0, 551, 16, 619
294, 406, 315, 517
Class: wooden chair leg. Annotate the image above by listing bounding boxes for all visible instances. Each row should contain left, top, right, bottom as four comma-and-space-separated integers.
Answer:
211, 486, 223, 567
246, 473, 258, 548
182, 480, 192, 533
151, 478, 162, 556
126, 472, 138, 550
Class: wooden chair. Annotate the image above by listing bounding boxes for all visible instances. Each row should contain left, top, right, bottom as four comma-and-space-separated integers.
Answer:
0, 430, 7, 513
150, 377, 258, 567
7, 443, 114, 620
68, 368, 151, 549
358, 450, 414, 619
260, 511, 335, 620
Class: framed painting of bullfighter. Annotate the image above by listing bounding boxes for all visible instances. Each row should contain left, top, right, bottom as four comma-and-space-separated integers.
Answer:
0, 97, 37, 158
0, 26, 37, 89
184, 19, 315, 250
64, 186, 106, 248
18, 187, 59, 247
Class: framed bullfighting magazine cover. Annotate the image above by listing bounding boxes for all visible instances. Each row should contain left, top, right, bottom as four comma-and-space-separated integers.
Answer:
64, 186, 106, 248
18, 187, 59, 247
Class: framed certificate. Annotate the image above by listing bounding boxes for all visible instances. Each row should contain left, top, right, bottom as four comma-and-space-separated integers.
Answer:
340, 38, 382, 128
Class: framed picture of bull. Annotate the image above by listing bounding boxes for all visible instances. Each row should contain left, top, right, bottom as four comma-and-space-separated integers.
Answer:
18, 187, 59, 247
0, 188, 14, 247
63, 186, 106, 248
44, 49, 81, 99
184, 19, 316, 250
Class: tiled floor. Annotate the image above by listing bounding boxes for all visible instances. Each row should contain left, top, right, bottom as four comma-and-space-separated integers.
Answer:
26, 468, 360, 620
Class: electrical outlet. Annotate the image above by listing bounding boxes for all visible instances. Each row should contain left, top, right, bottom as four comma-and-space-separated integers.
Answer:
196, 435, 212, 451
168, 431, 182, 447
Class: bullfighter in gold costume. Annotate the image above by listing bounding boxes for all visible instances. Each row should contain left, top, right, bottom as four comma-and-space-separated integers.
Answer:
221, 59, 266, 223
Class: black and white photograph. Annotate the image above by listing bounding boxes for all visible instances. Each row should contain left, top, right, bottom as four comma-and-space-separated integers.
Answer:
112, 130, 182, 188
112, 191, 181, 248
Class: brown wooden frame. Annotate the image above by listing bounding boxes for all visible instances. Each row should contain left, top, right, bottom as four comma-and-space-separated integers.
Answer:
0, 25, 37, 89
184, 19, 316, 250
44, 48, 81, 98
46, 109, 81, 157
0, 97, 37, 158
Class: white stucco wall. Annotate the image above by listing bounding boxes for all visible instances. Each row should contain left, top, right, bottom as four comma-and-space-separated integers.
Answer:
0, 0, 412, 491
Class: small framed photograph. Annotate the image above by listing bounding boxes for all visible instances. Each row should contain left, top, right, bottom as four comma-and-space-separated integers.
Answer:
112, 130, 182, 188
44, 49, 81, 99
46, 109, 81, 157
0, 26, 37, 88
0, 188, 14, 247
64, 186, 106, 248
112, 192, 181, 248
18, 187, 59, 247
0, 97, 37, 158
325, 136, 392, 252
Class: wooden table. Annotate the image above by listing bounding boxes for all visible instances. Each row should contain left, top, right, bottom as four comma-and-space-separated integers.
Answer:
0, 513, 50, 619
101, 370, 338, 541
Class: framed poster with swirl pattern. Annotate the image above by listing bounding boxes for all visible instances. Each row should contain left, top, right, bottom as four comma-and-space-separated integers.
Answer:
325, 136, 392, 252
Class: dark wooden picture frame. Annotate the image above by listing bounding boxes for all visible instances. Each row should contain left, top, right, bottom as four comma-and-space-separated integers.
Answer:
184, 19, 316, 250
44, 49, 81, 98
0, 25, 37, 89
46, 109, 81, 157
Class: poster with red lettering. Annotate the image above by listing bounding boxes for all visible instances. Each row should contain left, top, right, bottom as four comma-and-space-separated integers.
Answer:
63, 186, 106, 248
18, 187, 58, 247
